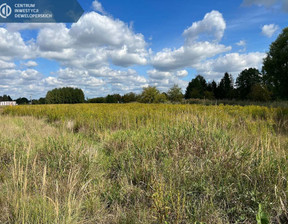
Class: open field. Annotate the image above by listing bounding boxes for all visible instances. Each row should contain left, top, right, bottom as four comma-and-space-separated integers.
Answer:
1, 104, 288, 223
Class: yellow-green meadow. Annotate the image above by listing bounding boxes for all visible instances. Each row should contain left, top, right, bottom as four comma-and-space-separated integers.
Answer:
1, 104, 287, 223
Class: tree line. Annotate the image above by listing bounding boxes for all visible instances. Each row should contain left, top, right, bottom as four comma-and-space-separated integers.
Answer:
0, 87, 84, 105
86, 68, 270, 104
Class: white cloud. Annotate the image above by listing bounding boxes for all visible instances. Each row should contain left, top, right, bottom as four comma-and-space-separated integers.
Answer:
147, 69, 188, 92
0, 28, 34, 60
0, 60, 15, 69
41, 77, 63, 88
0, 68, 46, 99
151, 11, 231, 71
92, 0, 106, 14
236, 40, 246, 52
148, 70, 173, 80
0, 69, 19, 80
236, 40, 246, 47
37, 24, 72, 52
109, 45, 147, 67
194, 52, 266, 80
40, 49, 76, 62
261, 24, 279, 37
70, 12, 146, 51
6, 23, 56, 32
20, 69, 42, 81
176, 70, 189, 77
183, 10, 226, 43
56, 68, 105, 87
34, 12, 148, 68
152, 42, 231, 71
44, 67, 148, 97
22, 61, 38, 67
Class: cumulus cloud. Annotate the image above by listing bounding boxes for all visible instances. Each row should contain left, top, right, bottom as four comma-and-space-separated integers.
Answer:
22, 61, 38, 67
34, 12, 148, 68
183, 10, 226, 43
109, 45, 147, 67
56, 68, 105, 87
92, 0, 106, 14
151, 11, 231, 71
261, 24, 279, 37
70, 12, 146, 50
0, 28, 34, 60
48, 67, 148, 97
37, 24, 72, 51
20, 69, 42, 81
152, 43, 231, 71
0, 68, 46, 99
194, 52, 266, 80
236, 40, 246, 52
176, 70, 189, 78
0, 60, 15, 69
0, 69, 19, 80
6, 23, 56, 32
147, 69, 188, 92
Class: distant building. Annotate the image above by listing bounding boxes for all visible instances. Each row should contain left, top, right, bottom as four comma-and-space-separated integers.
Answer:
0, 101, 17, 106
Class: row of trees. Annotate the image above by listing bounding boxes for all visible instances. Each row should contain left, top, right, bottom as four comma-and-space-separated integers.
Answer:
185, 69, 271, 101
86, 68, 270, 104
0, 95, 13, 101
184, 27, 288, 101
0, 95, 30, 105
87, 85, 183, 104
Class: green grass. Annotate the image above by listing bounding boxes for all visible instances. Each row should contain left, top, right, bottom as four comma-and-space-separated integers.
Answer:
1, 104, 288, 223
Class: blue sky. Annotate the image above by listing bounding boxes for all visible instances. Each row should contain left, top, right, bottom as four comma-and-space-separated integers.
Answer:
0, 0, 287, 99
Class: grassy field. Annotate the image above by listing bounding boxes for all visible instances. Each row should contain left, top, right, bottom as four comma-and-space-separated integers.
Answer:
1, 104, 288, 223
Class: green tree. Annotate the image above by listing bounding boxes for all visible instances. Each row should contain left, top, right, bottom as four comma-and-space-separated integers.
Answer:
167, 84, 183, 102
106, 94, 121, 103
45, 87, 85, 104
185, 75, 207, 99
16, 97, 29, 105
38, 97, 46, 104
88, 97, 106, 103
140, 86, 161, 103
236, 68, 262, 100
218, 73, 234, 99
0, 95, 12, 101
210, 80, 219, 99
122, 92, 137, 103
206, 82, 216, 99
204, 91, 214, 100
155, 93, 167, 103
248, 84, 271, 102
263, 27, 288, 99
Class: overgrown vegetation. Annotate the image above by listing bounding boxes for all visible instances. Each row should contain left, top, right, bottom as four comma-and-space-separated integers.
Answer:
1, 103, 288, 223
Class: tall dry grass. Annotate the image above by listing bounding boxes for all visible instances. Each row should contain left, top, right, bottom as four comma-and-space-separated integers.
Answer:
1, 104, 288, 223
